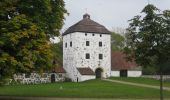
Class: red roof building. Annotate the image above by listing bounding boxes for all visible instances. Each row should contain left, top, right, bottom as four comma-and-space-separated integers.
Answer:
111, 51, 138, 70
111, 51, 142, 77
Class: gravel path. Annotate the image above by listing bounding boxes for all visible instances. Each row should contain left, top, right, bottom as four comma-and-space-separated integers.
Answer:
103, 79, 170, 91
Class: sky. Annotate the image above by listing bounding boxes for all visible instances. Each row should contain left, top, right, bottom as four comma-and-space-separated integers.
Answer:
51, 0, 170, 43
62, 0, 170, 32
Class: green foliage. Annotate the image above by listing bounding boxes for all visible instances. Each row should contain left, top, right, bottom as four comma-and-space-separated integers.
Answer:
18, 0, 67, 36
142, 66, 158, 75
111, 32, 125, 51
125, 4, 170, 70
51, 40, 63, 67
0, 0, 67, 83
0, 14, 53, 81
125, 5, 170, 99
161, 60, 170, 75
0, 0, 67, 36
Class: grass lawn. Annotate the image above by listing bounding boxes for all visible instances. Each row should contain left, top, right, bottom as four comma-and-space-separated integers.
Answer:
109, 77, 170, 87
0, 79, 170, 99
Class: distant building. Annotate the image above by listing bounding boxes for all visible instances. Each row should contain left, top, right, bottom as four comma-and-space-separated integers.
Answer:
111, 51, 142, 77
62, 13, 111, 82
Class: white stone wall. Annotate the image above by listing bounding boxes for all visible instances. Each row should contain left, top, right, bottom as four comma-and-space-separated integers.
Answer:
80, 75, 96, 82
75, 71, 95, 82
63, 32, 111, 82
127, 70, 142, 77
111, 70, 120, 77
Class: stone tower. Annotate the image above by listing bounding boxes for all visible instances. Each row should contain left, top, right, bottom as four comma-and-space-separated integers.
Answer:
63, 14, 111, 82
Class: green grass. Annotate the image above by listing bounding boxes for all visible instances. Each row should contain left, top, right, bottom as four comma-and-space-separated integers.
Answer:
109, 77, 170, 87
0, 79, 170, 98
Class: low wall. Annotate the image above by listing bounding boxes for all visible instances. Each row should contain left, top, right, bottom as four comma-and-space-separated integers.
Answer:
80, 75, 96, 82
128, 71, 142, 77
13, 73, 66, 84
111, 71, 120, 77
141, 75, 170, 80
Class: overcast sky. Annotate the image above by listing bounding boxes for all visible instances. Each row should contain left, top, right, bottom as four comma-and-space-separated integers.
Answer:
62, 0, 170, 32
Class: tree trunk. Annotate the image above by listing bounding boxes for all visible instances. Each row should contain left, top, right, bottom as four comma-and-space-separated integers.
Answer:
160, 72, 163, 100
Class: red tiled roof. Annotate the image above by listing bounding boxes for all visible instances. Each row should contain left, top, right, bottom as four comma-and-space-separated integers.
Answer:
63, 13, 110, 36
111, 52, 137, 70
77, 68, 95, 75
52, 67, 66, 73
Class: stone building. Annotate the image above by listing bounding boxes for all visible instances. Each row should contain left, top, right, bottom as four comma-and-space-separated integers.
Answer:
63, 13, 111, 82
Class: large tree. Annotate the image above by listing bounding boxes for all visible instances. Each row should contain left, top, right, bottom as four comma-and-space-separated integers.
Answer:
125, 4, 170, 100
17, 0, 67, 36
0, 0, 67, 84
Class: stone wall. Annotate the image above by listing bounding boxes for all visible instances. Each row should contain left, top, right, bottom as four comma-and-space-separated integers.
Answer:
13, 73, 66, 84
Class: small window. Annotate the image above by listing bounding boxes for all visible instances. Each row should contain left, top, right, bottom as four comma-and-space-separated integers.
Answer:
100, 34, 102, 37
92, 34, 95, 36
99, 42, 102, 47
85, 33, 87, 36
65, 43, 67, 48
86, 41, 90, 46
86, 53, 90, 59
99, 54, 103, 59
70, 41, 72, 47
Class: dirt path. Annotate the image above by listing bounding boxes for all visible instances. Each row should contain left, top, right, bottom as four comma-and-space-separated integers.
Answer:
103, 79, 170, 91
0, 96, 167, 100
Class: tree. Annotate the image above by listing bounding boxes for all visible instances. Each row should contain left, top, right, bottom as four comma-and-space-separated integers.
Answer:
111, 32, 125, 51
0, 0, 67, 84
51, 40, 63, 68
17, 0, 67, 36
125, 4, 170, 100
